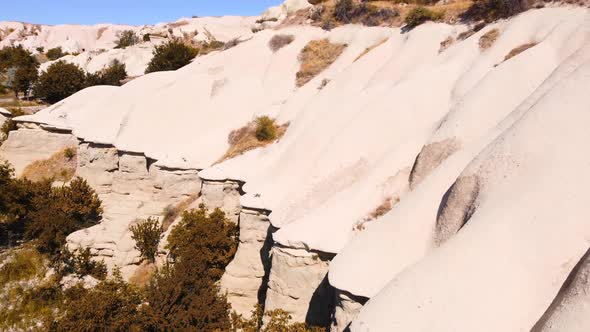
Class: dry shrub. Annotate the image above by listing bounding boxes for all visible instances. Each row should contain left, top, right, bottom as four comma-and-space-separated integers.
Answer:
161, 194, 199, 230
439, 36, 455, 53
503, 42, 537, 61
462, 0, 528, 22
368, 196, 400, 220
21, 147, 77, 182
354, 37, 389, 62
296, 39, 347, 87
168, 20, 189, 28
268, 34, 295, 52
479, 28, 499, 50
218, 119, 288, 163
96, 27, 108, 40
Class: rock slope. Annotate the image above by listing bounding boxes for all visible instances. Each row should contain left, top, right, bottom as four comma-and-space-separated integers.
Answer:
1, 3, 590, 331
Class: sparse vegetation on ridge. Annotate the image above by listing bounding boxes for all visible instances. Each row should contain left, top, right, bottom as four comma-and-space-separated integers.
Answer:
269, 34, 295, 52
404, 6, 445, 27
503, 42, 538, 61
218, 116, 289, 163
21, 147, 78, 183
296, 39, 347, 87
479, 28, 500, 50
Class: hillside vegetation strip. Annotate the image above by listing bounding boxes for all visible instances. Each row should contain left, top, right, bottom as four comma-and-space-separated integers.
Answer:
21, 147, 77, 183
217, 117, 288, 163
296, 39, 347, 87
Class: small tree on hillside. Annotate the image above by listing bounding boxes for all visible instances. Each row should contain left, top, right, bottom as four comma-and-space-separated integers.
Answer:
46, 46, 67, 60
115, 30, 139, 49
145, 40, 198, 74
34, 61, 86, 103
85, 59, 127, 87
130, 217, 163, 264
0, 45, 39, 98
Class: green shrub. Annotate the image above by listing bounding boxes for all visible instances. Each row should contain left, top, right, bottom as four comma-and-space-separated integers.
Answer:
46, 47, 67, 60
143, 33, 151, 42
462, 0, 527, 22
36, 46, 45, 53
255, 116, 277, 142
57, 247, 107, 280
34, 61, 87, 103
85, 59, 127, 87
130, 217, 163, 264
0, 45, 39, 98
145, 40, 198, 74
143, 206, 238, 330
114, 30, 139, 49
63, 147, 75, 160
24, 177, 103, 256
166, 205, 237, 280
404, 7, 444, 27
50, 270, 149, 332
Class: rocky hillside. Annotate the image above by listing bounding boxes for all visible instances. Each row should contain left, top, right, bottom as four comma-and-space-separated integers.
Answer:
1, 0, 590, 331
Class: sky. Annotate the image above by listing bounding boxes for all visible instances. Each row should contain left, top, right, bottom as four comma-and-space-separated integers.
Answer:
0, 0, 285, 26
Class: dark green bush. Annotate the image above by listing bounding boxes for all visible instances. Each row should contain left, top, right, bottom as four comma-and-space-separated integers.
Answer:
404, 7, 444, 27
46, 47, 67, 60
130, 217, 163, 264
145, 40, 198, 74
114, 30, 139, 49
57, 247, 107, 280
85, 59, 127, 87
0, 45, 39, 97
34, 61, 87, 103
462, 0, 527, 22
24, 177, 103, 256
143, 33, 151, 42
255, 116, 277, 142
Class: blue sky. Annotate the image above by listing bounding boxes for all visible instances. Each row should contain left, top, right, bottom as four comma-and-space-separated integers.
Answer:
0, 0, 285, 25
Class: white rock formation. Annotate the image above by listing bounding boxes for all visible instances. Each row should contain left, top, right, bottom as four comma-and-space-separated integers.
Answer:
1, 5, 589, 330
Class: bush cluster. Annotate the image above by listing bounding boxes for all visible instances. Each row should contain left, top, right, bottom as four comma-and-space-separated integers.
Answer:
0, 161, 102, 256
114, 30, 140, 49
46, 47, 68, 60
404, 7, 444, 27
0, 45, 39, 98
34, 59, 127, 103
145, 40, 198, 74
333, 0, 399, 26
462, 0, 528, 22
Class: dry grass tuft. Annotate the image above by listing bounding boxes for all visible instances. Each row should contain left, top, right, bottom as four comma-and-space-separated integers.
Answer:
96, 27, 108, 40
439, 36, 455, 53
217, 119, 289, 163
354, 38, 389, 62
503, 42, 538, 61
129, 262, 157, 287
268, 34, 295, 52
162, 194, 200, 230
21, 147, 77, 183
479, 28, 500, 50
354, 196, 401, 231
296, 39, 347, 87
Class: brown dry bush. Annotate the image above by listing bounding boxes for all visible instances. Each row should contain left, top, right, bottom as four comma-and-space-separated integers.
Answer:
479, 28, 500, 50
21, 147, 77, 183
296, 39, 347, 87
269, 34, 295, 52
503, 42, 537, 61
354, 38, 389, 62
